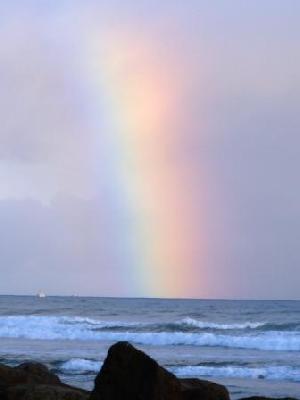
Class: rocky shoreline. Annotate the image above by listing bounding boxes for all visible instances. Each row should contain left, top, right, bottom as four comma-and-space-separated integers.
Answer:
0, 341, 298, 400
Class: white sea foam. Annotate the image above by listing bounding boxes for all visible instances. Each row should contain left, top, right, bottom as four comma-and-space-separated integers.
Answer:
61, 358, 102, 373
179, 317, 265, 330
58, 358, 300, 383
171, 365, 300, 382
1, 316, 300, 351
0, 315, 138, 332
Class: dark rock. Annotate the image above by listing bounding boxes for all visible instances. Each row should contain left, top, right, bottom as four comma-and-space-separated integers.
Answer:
0, 382, 7, 400
0, 362, 60, 386
16, 362, 61, 385
90, 341, 182, 400
0, 362, 88, 400
180, 378, 230, 400
7, 384, 88, 400
90, 341, 230, 400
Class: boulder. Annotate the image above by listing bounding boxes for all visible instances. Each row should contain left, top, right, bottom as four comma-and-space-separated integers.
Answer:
89, 341, 229, 400
180, 378, 230, 400
0, 362, 89, 400
6, 384, 88, 400
0, 362, 60, 387
90, 341, 182, 400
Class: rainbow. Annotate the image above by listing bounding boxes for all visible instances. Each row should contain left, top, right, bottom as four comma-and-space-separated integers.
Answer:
80, 30, 208, 298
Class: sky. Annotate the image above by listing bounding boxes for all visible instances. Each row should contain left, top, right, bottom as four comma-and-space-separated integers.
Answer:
0, 1, 299, 299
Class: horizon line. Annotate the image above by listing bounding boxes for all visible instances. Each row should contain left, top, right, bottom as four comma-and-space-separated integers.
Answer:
0, 293, 299, 302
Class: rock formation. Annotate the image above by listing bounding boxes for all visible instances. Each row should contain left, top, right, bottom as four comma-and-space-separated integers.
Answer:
90, 341, 230, 400
0, 362, 89, 400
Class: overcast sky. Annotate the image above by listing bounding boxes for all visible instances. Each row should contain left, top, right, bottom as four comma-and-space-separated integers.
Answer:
0, 1, 299, 299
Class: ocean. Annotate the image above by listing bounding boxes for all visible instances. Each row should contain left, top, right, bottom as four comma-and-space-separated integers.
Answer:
0, 296, 299, 399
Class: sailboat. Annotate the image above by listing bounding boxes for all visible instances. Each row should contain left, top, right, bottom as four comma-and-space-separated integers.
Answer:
37, 290, 46, 298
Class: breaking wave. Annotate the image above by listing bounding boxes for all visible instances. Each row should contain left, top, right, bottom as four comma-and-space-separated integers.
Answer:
171, 365, 300, 382
60, 358, 102, 373
57, 358, 300, 383
1, 316, 300, 351
179, 317, 265, 330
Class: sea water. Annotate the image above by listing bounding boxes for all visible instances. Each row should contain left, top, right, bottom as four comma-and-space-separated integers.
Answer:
0, 296, 299, 399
